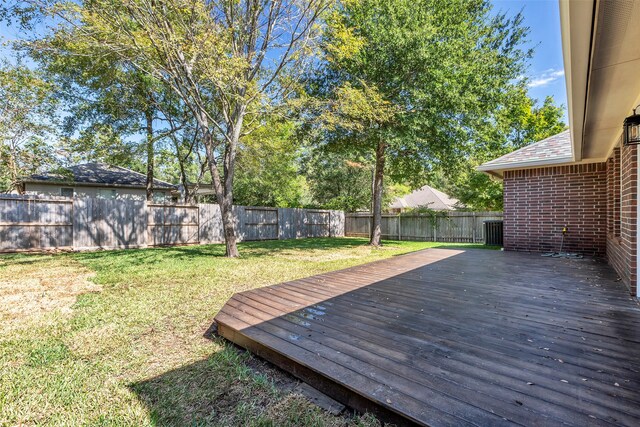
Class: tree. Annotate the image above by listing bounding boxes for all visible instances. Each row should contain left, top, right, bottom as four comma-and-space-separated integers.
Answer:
155, 133, 210, 203
11, 0, 329, 255
437, 93, 566, 211
58, 127, 144, 172
29, 0, 330, 257
317, 0, 531, 245
0, 61, 58, 192
302, 149, 405, 211
303, 151, 373, 211
27, 28, 185, 201
234, 119, 310, 207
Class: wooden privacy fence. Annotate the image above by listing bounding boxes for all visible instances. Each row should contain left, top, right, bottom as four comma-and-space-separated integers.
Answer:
345, 211, 503, 243
0, 196, 74, 252
0, 195, 344, 252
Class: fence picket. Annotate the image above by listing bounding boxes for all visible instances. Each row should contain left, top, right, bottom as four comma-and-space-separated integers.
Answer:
0, 196, 346, 252
345, 212, 503, 244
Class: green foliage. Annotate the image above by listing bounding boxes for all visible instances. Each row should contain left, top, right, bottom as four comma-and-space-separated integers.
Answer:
1, 0, 559, 220
234, 120, 311, 208
317, 0, 531, 168
301, 150, 406, 211
0, 61, 59, 192
303, 151, 373, 211
438, 93, 566, 211
432, 168, 505, 211
58, 128, 145, 173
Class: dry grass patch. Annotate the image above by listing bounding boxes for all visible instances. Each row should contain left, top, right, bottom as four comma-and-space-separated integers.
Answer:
0, 255, 99, 331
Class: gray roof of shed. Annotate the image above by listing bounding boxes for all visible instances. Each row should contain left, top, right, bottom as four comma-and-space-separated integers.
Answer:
24, 162, 177, 190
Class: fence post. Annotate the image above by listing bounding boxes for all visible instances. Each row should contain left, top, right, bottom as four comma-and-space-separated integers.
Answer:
472, 212, 476, 243
398, 214, 402, 241
71, 198, 75, 249
433, 216, 437, 242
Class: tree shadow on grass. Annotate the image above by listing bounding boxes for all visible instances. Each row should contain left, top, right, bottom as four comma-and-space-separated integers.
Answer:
6, 239, 496, 274
229, 237, 369, 258
128, 338, 311, 426
0, 252, 72, 267
119, 238, 370, 263
71, 238, 370, 266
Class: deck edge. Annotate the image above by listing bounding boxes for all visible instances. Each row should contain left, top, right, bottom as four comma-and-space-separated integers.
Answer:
215, 319, 423, 426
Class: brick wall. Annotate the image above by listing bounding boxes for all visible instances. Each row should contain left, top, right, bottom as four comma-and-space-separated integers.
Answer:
503, 163, 608, 257
606, 144, 638, 295
501, 143, 638, 295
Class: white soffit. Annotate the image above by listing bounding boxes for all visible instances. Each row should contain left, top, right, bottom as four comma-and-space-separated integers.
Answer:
560, 0, 594, 162
583, 0, 640, 160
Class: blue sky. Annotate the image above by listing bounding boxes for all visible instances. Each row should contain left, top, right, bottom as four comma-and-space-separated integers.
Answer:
492, 0, 568, 121
1, 0, 568, 121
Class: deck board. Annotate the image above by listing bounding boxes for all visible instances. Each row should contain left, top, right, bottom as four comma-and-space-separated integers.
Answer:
215, 248, 640, 426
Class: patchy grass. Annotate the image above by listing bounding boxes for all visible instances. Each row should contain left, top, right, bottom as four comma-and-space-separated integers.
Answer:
0, 255, 99, 331
0, 238, 493, 426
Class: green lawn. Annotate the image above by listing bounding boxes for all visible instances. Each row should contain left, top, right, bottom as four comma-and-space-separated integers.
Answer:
0, 238, 493, 426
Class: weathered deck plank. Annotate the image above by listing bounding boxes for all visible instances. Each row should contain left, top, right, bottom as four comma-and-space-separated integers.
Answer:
215, 248, 640, 426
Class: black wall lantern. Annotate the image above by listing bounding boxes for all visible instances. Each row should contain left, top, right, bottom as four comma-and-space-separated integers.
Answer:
623, 105, 640, 145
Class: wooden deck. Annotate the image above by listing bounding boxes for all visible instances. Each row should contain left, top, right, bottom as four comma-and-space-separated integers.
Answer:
214, 248, 640, 426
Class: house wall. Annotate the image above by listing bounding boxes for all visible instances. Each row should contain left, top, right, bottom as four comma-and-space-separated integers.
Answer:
502, 163, 608, 257
606, 145, 638, 295
24, 183, 171, 202
502, 142, 638, 295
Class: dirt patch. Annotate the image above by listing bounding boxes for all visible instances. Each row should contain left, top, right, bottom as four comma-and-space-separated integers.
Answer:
0, 256, 99, 331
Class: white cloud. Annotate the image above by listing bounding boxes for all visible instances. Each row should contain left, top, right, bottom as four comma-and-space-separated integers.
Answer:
527, 69, 565, 88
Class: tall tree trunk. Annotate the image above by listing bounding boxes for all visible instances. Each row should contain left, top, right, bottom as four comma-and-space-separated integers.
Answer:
145, 109, 154, 202
370, 140, 386, 246
220, 107, 243, 258
204, 139, 238, 257
7, 140, 21, 193
200, 108, 243, 258
179, 166, 189, 203
221, 193, 239, 257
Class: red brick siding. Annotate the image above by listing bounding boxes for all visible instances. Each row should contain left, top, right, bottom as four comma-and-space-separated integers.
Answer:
606, 144, 637, 295
503, 163, 608, 257
502, 143, 638, 296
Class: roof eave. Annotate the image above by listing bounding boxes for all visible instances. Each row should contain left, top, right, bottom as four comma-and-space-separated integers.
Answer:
477, 154, 611, 178
21, 179, 177, 191
559, 0, 596, 163
476, 156, 576, 178
477, 169, 505, 179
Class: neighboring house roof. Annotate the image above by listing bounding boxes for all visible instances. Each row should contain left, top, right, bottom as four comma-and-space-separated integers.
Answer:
389, 185, 460, 211
22, 162, 177, 190
477, 130, 573, 177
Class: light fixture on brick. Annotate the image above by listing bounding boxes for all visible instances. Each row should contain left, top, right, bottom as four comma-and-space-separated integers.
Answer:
623, 105, 640, 145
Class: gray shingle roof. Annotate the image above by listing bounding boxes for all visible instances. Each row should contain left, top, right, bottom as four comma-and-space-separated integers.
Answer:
24, 162, 177, 190
477, 130, 572, 174
389, 185, 461, 211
